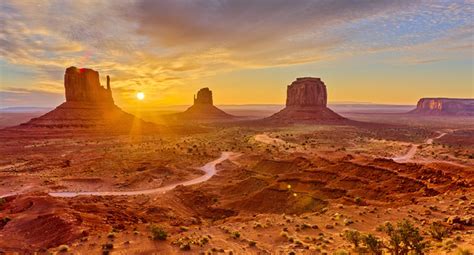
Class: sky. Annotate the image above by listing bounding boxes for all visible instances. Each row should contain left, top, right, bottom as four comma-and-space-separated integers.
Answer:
0, 0, 473, 109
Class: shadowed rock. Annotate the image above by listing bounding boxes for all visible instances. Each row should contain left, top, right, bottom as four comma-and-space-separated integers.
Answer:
194, 88, 213, 105
12, 67, 155, 132
64, 66, 113, 104
169, 87, 233, 121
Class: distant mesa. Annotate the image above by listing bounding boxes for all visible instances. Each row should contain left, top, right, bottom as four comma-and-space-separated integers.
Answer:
13, 66, 155, 132
409, 98, 474, 116
169, 87, 234, 121
265, 77, 346, 123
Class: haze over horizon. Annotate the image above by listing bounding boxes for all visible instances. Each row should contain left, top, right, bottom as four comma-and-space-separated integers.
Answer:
1, 0, 473, 109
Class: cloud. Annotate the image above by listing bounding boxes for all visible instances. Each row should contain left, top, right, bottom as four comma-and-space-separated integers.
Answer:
0, 0, 472, 107
129, 0, 417, 66
0, 88, 63, 106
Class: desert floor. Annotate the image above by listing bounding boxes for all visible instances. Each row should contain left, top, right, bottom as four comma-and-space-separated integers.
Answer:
0, 110, 473, 254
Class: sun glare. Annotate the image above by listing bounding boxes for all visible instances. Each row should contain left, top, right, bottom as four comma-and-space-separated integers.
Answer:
136, 92, 145, 100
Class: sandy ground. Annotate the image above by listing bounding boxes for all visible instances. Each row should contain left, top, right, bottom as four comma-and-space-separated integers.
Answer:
0, 113, 473, 254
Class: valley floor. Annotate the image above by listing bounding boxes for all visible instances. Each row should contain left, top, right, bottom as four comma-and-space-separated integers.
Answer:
0, 114, 473, 254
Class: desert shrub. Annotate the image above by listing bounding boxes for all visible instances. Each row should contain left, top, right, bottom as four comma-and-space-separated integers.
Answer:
354, 197, 362, 205
429, 221, 449, 241
1, 217, 11, 224
362, 234, 383, 255
58, 244, 69, 252
343, 229, 361, 248
333, 249, 349, 255
455, 248, 473, 255
102, 242, 113, 250
150, 225, 167, 240
381, 220, 427, 255
231, 231, 240, 239
180, 243, 191, 251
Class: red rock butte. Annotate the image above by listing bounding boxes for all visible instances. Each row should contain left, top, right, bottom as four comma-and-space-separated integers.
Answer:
64, 66, 113, 104
169, 88, 233, 121
266, 77, 345, 123
14, 67, 154, 131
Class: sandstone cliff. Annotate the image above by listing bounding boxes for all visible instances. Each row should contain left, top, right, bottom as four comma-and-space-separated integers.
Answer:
286, 77, 327, 107
410, 98, 474, 116
266, 77, 345, 123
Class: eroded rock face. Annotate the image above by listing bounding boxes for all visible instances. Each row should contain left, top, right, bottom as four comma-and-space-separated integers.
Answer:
194, 88, 213, 105
266, 77, 345, 123
410, 98, 474, 116
286, 77, 327, 107
64, 66, 113, 104
13, 67, 156, 132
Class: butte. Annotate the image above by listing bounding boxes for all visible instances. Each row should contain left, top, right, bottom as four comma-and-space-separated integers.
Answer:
264, 77, 346, 123
12, 67, 155, 133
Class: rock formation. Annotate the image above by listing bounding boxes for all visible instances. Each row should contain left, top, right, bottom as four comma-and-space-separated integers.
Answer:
15, 67, 155, 132
64, 67, 113, 104
194, 87, 213, 105
409, 98, 474, 116
266, 77, 345, 123
169, 88, 233, 121
286, 78, 327, 107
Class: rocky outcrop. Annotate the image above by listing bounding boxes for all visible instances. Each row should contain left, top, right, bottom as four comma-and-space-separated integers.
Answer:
64, 67, 113, 104
286, 78, 327, 107
169, 88, 233, 121
14, 67, 155, 132
194, 88, 213, 105
265, 77, 345, 123
410, 98, 474, 116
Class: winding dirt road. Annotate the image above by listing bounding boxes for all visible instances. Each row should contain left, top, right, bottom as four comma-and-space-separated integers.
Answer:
1, 152, 237, 198
48, 152, 237, 197
392, 132, 447, 163
253, 132, 460, 166
253, 133, 305, 152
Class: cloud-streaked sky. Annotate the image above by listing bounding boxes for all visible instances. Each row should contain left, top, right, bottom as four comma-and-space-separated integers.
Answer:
1, 0, 473, 108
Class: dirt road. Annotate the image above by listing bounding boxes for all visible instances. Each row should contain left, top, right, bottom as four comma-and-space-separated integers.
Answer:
392, 132, 447, 163
0, 152, 237, 198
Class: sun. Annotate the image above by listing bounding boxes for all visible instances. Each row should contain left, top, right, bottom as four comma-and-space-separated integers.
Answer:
136, 92, 145, 100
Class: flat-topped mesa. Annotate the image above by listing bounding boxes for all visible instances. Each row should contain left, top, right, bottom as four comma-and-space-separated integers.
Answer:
410, 98, 474, 116
265, 77, 345, 123
193, 87, 213, 105
286, 77, 327, 107
64, 66, 113, 104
